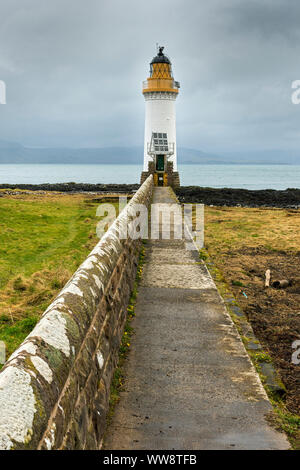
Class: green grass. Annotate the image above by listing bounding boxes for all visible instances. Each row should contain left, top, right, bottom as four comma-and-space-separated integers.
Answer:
0, 192, 119, 362
0, 196, 95, 286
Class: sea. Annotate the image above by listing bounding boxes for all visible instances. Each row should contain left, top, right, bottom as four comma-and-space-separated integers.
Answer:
0, 164, 299, 190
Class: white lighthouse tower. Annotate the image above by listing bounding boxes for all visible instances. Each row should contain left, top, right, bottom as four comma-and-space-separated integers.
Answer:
140, 46, 180, 188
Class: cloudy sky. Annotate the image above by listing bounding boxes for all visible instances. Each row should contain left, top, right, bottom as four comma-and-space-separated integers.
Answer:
0, 0, 300, 156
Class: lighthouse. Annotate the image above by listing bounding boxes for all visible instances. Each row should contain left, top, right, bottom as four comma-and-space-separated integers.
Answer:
140, 46, 180, 188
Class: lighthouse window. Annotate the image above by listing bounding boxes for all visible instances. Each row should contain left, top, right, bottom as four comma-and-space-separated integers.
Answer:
152, 132, 169, 152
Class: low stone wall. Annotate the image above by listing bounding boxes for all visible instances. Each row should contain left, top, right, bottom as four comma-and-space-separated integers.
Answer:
0, 175, 153, 450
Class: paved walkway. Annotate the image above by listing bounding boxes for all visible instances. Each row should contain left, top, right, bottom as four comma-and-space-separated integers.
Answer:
103, 187, 289, 450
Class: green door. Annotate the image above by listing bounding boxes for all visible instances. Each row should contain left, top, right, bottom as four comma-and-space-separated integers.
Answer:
156, 155, 164, 171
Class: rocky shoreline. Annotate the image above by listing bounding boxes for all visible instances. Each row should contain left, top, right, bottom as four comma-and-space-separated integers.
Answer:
0, 182, 299, 208
0, 182, 140, 193
176, 186, 300, 208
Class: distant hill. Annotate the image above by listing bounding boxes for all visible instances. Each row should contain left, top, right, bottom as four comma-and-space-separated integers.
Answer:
0, 142, 142, 164
0, 140, 299, 165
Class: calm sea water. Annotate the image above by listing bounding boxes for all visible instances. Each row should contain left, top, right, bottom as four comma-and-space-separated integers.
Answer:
0, 164, 299, 190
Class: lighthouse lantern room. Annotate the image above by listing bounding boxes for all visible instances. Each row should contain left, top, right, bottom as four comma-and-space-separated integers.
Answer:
140, 46, 180, 188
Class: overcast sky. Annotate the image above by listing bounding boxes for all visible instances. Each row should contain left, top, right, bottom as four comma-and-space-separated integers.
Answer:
0, 0, 300, 156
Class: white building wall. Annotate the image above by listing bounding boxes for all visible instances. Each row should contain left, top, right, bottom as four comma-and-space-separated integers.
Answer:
143, 92, 177, 171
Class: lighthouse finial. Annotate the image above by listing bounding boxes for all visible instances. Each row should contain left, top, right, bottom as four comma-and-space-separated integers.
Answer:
158, 46, 164, 56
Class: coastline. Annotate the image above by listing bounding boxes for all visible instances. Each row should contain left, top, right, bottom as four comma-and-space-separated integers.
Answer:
176, 186, 300, 208
0, 183, 299, 208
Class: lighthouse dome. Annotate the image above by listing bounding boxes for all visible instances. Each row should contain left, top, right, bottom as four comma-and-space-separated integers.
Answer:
151, 46, 171, 65
143, 45, 179, 93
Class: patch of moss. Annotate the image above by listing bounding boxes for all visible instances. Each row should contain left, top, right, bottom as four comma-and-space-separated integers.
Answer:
231, 280, 245, 287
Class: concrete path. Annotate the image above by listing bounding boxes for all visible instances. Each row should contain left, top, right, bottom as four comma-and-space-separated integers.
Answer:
103, 187, 289, 450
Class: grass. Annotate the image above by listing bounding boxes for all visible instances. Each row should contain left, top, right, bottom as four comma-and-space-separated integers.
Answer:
266, 399, 300, 449
0, 191, 120, 362
202, 206, 300, 254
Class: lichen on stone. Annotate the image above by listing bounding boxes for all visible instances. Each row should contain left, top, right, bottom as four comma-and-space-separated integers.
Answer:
31, 356, 53, 384
31, 310, 70, 357
0, 367, 36, 450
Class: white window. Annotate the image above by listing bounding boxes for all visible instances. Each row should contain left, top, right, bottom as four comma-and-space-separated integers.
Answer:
152, 132, 168, 152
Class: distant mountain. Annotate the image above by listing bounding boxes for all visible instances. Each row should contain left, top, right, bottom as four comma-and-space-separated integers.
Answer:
221, 150, 300, 165
0, 142, 142, 164
180, 148, 300, 165
0, 140, 299, 165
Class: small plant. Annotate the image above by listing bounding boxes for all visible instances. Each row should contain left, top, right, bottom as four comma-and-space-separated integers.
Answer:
268, 402, 300, 447
254, 351, 272, 364
0, 314, 10, 323
199, 249, 208, 261
51, 279, 61, 289
231, 280, 245, 287
13, 276, 27, 291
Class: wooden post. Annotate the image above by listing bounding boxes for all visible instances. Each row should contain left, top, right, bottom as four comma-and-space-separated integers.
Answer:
265, 269, 271, 288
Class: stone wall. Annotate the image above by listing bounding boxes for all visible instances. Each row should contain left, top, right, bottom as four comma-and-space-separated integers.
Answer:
0, 175, 153, 450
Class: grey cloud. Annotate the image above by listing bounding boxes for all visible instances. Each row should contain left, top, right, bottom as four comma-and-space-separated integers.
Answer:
224, 0, 300, 41
0, 0, 300, 156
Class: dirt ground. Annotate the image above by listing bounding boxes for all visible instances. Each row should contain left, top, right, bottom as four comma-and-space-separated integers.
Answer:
204, 206, 300, 416
219, 247, 300, 414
